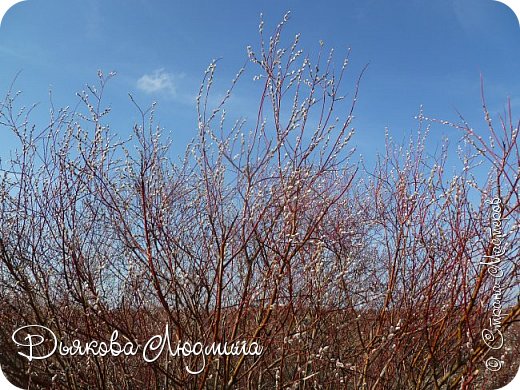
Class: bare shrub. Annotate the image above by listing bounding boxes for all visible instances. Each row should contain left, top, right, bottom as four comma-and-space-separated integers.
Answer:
0, 14, 518, 390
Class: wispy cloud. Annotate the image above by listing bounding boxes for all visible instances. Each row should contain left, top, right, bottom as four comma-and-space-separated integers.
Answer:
137, 69, 178, 96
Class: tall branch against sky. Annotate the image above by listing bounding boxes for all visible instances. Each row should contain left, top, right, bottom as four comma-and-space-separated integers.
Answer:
0, 1, 518, 389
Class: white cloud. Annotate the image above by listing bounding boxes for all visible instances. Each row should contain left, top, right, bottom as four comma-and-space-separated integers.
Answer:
136, 69, 177, 96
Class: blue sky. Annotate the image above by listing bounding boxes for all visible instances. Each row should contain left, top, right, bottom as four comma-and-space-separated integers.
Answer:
0, 0, 518, 167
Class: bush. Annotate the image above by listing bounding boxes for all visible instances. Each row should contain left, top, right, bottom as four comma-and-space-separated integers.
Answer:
0, 14, 518, 389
